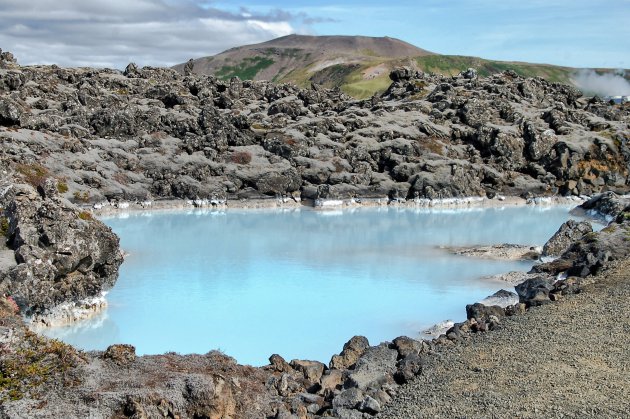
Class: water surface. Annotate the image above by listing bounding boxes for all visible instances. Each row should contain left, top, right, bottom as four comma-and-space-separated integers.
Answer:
44, 205, 584, 365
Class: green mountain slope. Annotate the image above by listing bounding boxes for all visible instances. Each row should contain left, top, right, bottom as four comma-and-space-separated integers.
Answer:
174, 35, 626, 99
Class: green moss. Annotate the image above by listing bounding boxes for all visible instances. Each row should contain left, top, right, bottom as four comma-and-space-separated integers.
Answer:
0, 217, 8, 238
414, 55, 573, 84
310, 64, 360, 88
342, 75, 392, 99
78, 211, 93, 221
602, 224, 617, 233
73, 191, 90, 203
15, 163, 49, 188
583, 232, 599, 243
56, 181, 68, 194
216, 56, 275, 80
0, 331, 80, 401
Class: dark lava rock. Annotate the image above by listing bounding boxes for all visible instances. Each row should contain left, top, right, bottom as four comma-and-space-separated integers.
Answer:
515, 276, 556, 306
392, 336, 427, 359
330, 335, 370, 370
345, 343, 398, 391
0, 184, 122, 315
579, 192, 630, 219
466, 303, 505, 321
290, 359, 327, 384
542, 219, 593, 257
394, 353, 424, 384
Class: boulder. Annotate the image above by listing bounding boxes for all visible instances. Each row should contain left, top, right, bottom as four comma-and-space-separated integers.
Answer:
515, 276, 556, 306
394, 353, 424, 384
460, 68, 478, 79
290, 359, 326, 384
345, 344, 397, 390
542, 219, 593, 257
465, 303, 505, 321
330, 335, 370, 370
269, 354, 292, 373
319, 369, 344, 394
477, 289, 520, 308
0, 185, 122, 315
332, 387, 364, 410
103, 344, 136, 365
579, 192, 630, 219
389, 67, 416, 82
391, 336, 426, 359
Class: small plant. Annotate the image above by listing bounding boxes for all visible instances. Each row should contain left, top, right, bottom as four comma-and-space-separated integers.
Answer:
583, 232, 599, 243
230, 151, 252, 165
56, 181, 68, 194
0, 330, 80, 401
15, 163, 49, 188
0, 217, 8, 237
73, 191, 90, 203
78, 211, 93, 221
250, 123, 268, 131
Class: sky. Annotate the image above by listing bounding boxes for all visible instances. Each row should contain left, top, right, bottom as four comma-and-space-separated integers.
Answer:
0, 0, 628, 69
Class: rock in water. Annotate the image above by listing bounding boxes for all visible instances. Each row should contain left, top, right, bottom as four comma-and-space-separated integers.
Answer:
0, 184, 123, 316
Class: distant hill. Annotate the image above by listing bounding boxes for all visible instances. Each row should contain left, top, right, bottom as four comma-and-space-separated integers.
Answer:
174, 34, 625, 99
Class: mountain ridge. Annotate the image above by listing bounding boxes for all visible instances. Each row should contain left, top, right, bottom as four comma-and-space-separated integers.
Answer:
173, 34, 627, 99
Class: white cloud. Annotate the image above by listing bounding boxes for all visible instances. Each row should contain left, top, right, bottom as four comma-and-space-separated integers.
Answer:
0, 0, 305, 68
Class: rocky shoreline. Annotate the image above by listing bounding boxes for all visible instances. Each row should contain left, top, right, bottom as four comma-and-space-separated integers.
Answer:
1, 188, 628, 418
1, 47, 630, 417
87, 193, 582, 218
380, 260, 630, 418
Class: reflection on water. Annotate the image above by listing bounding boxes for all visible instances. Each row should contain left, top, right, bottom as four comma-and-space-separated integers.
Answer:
43, 205, 584, 366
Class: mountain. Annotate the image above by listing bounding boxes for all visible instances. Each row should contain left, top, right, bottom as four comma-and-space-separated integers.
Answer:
173, 34, 433, 97
174, 34, 625, 99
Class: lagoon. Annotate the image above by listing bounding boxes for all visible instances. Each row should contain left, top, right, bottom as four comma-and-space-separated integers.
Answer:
43, 205, 585, 366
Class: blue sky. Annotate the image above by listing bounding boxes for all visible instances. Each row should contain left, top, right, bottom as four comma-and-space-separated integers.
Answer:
0, 0, 627, 69
224, 0, 630, 68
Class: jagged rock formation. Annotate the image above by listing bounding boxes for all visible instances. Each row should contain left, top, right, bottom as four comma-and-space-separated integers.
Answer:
1, 49, 630, 418
0, 59, 628, 209
541, 219, 593, 257
0, 179, 122, 316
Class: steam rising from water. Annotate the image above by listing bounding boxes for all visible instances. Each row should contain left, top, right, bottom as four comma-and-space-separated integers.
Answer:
573, 69, 630, 97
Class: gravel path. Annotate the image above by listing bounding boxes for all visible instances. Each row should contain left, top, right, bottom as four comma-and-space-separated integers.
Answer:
380, 259, 630, 418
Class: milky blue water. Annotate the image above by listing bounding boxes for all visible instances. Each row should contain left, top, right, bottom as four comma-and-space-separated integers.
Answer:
43, 205, 585, 366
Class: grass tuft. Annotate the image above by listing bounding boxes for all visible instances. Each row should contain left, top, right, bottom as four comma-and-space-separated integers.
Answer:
15, 163, 49, 188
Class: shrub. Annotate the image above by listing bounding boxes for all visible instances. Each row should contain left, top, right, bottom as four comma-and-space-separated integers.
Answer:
0, 216, 8, 238
15, 163, 49, 188
230, 151, 252, 165
73, 191, 90, 203
0, 330, 80, 401
56, 181, 69, 194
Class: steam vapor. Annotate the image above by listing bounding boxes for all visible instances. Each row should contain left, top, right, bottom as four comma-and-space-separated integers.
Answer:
573, 69, 630, 97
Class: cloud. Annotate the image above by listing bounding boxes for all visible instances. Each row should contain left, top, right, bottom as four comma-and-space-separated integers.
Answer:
0, 0, 309, 69
573, 69, 630, 97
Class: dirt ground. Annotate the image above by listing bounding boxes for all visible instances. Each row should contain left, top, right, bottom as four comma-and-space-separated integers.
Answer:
379, 258, 630, 418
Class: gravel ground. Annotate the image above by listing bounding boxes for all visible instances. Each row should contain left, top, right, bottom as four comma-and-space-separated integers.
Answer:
380, 259, 630, 418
